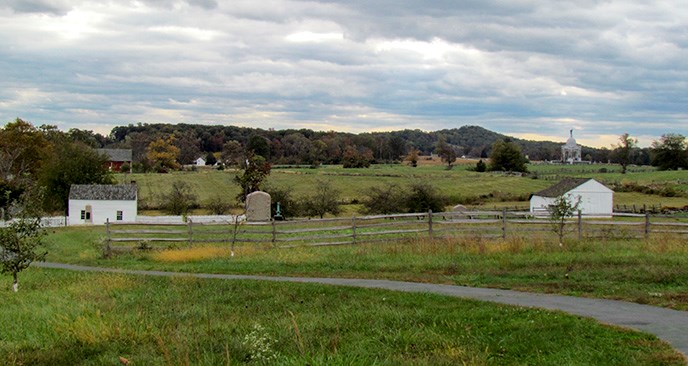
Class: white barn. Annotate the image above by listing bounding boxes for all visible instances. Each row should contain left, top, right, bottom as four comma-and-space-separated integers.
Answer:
530, 178, 613, 218
68, 184, 137, 225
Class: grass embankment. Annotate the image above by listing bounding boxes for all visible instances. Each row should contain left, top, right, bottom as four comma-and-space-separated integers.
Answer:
44, 227, 688, 310
1, 269, 684, 365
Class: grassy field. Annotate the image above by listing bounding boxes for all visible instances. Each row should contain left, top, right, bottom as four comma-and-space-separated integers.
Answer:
3, 269, 683, 365
119, 161, 688, 214
43, 226, 688, 310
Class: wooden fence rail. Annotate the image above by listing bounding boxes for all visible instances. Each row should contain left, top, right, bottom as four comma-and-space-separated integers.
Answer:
103, 211, 688, 255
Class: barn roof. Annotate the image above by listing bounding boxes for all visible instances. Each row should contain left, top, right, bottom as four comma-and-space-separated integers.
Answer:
533, 178, 592, 198
96, 149, 132, 162
69, 184, 137, 201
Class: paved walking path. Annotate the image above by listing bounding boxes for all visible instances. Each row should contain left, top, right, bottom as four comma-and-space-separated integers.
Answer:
34, 261, 688, 357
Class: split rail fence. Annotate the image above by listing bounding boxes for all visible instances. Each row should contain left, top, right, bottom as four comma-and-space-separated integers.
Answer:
104, 210, 688, 255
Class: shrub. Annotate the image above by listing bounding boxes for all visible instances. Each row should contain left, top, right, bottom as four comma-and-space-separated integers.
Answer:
205, 195, 234, 215
405, 181, 447, 213
361, 184, 406, 214
300, 179, 341, 218
160, 181, 198, 215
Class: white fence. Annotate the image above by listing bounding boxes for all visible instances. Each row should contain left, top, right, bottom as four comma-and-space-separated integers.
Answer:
0, 216, 68, 228
133, 215, 244, 225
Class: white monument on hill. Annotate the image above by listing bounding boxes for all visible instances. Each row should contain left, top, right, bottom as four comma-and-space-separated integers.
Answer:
561, 130, 582, 164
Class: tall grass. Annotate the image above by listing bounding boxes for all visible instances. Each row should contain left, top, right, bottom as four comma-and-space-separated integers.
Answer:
45, 226, 688, 310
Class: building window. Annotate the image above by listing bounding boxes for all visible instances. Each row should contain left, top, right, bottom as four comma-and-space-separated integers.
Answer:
116, 211, 123, 221
81, 210, 85, 220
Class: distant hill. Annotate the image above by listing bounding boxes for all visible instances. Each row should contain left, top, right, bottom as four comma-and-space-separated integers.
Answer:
106, 123, 611, 164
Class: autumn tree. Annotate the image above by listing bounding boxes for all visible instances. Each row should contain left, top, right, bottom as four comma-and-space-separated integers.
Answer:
435, 136, 457, 169
612, 133, 637, 174
234, 152, 271, 202
146, 136, 181, 172
221, 140, 243, 166
405, 148, 420, 167
651, 133, 688, 170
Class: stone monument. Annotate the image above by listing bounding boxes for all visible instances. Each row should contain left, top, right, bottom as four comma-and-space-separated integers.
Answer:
245, 191, 271, 222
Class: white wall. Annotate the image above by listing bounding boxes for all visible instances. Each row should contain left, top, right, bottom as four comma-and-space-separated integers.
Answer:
568, 180, 613, 217
530, 180, 613, 218
529, 196, 555, 215
68, 199, 137, 225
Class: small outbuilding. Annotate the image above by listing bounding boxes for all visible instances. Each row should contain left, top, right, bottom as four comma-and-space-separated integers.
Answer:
68, 184, 137, 225
530, 178, 613, 218
195, 157, 206, 166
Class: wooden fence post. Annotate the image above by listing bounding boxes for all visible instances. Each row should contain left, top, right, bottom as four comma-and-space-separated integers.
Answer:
577, 210, 583, 241
105, 218, 112, 258
352, 216, 357, 244
501, 208, 507, 239
271, 219, 276, 247
645, 212, 651, 238
428, 210, 433, 240
187, 219, 193, 248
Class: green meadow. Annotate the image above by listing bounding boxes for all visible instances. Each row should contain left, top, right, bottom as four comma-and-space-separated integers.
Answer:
120, 162, 688, 214
2, 162, 687, 364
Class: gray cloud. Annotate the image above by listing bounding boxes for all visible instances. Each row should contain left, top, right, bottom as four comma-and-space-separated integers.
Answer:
0, 0, 686, 146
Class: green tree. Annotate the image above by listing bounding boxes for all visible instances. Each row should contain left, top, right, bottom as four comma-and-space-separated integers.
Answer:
39, 142, 114, 212
301, 179, 341, 218
0, 119, 51, 187
476, 159, 487, 172
548, 194, 581, 246
489, 139, 528, 172
234, 152, 271, 202
0, 187, 46, 292
651, 133, 688, 170
612, 133, 637, 174
161, 181, 198, 216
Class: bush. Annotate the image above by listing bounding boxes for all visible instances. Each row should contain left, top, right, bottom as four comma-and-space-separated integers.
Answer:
360, 184, 406, 215
405, 182, 447, 213
206, 195, 234, 215
300, 179, 341, 218
161, 181, 198, 215
263, 183, 300, 218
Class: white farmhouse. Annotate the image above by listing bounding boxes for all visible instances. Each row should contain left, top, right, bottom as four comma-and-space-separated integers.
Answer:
530, 178, 613, 218
195, 157, 206, 166
68, 184, 137, 225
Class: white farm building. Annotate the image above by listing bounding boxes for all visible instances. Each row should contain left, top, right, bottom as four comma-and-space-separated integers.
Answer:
530, 178, 613, 218
68, 184, 137, 225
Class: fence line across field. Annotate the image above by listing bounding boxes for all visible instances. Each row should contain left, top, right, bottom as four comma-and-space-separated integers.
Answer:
103, 210, 688, 254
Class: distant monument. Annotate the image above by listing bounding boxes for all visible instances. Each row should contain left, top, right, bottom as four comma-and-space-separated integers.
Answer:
245, 191, 271, 222
561, 130, 582, 164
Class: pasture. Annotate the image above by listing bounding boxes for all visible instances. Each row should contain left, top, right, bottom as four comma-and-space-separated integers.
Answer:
120, 161, 688, 215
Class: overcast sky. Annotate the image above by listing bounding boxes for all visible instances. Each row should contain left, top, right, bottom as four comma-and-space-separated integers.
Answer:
1, 1, 686, 147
